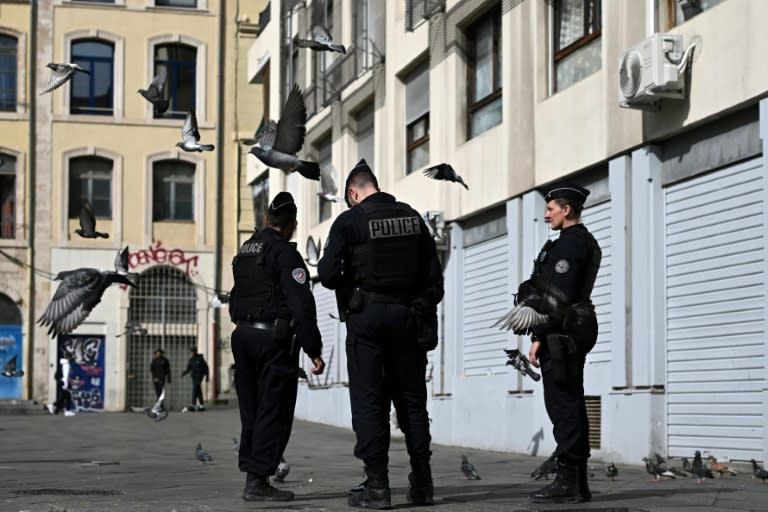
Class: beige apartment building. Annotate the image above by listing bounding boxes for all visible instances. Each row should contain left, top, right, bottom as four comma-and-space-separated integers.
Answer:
250, 0, 768, 463
0, 0, 269, 411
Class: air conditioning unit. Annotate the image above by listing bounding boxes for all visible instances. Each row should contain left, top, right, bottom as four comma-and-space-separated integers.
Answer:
619, 33, 687, 109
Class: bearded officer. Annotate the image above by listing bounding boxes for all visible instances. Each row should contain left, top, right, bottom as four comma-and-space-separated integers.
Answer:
229, 191, 325, 502
318, 159, 444, 509
497, 183, 601, 503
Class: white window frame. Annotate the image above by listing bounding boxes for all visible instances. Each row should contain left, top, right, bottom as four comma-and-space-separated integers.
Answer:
0, 27, 27, 120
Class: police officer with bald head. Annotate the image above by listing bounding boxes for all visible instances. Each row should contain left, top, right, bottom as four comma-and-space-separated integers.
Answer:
319, 159, 444, 509
229, 191, 325, 503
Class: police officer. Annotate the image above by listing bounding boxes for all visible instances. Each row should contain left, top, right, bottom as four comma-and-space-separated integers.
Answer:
523, 184, 602, 503
229, 191, 325, 502
318, 160, 444, 509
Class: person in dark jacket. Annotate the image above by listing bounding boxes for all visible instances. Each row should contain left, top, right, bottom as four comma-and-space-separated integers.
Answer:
181, 347, 209, 411
150, 347, 171, 399
318, 160, 444, 509
229, 191, 325, 502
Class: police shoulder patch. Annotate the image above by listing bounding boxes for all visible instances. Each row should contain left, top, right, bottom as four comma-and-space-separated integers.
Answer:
291, 268, 307, 284
555, 259, 570, 274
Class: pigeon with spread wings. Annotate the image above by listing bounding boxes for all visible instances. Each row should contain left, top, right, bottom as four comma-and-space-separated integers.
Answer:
423, 163, 469, 190
2, 354, 24, 378
249, 84, 320, 181
306, 235, 321, 267
318, 164, 344, 203
41, 63, 90, 95
176, 110, 215, 152
138, 68, 169, 115
296, 25, 346, 54
76, 200, 109, 239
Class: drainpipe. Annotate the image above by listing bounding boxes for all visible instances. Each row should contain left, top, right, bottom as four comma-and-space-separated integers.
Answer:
26, 0, 38, 400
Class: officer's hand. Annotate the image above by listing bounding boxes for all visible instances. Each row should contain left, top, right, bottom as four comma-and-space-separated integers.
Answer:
529, 340, 542, 368
310, 357, 325, 375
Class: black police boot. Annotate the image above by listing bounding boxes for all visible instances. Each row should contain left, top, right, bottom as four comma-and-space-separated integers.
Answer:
348, 467, 391, 509
407, 459, 434, 506
242, 473, 295, 502
529, 461, 581, 504
578, 463, 592, 501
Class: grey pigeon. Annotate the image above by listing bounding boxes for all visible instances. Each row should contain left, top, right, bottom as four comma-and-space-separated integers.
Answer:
691, 451, 713, 483
195, 443, 212, 463
273, 456, 290, 482
494, 303, 549, 333
249, 84, 320, 181
305, 236, 321, 267
146, 388, 168, 422
653, 452, 687, 477
116, 320, 147, 338
605, 462, 618, 480
530, 452, 557, 480
296, 25, 346, 54
232, 437, 240, 453
114, 246, 140, 283
750, 459, 768, 481
41, 62, 90, 94
643, 456, 675, 480
460, 455, 481, 480
2, 354, 23, 378
423, 163, 469, 190
681, 456, 692, 472
138, 68, 169, 114
318, 164, 344, 202
37, 260, 136, 337
176, 110, 214, 152
75, 200, 109, 239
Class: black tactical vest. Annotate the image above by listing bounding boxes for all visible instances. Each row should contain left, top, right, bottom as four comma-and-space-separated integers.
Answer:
229, 230, 281, 322
532, 225, 601, 302
348, 200, 422, 292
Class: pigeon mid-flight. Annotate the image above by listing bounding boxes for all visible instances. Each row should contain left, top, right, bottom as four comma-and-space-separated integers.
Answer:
177, 110, 215, 152
460, 455, 481, 480
296, 25, 346, 54
305, 236, 321, 267
605, 462, 618, 480
273, 456, 290, 482
318, 164, 344, 203
750, 459, 768, 481
530, 452, 557, 480
41, 63, 90, 95
249, 84, 320, 181
423, 163, 469, 190
2, 354, 24, 378
232, 437, 240, 453
138, 68, 169, 115
196, 443, 212, 463
146, 388, 168, 422
75, 200, 109, 239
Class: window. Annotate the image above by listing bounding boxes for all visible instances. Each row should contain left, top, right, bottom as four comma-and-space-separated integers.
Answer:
154, 44, 196, 119
355, 101, 375, 164
69, 156, 113, 219
404, 61, 429, 174
313, 0, 337, 106
251, 172, 269, 231
153, 161, 194, 221
553, 0, 601, 92
354, 0, 380, 74
315, 135, 332, 223
0, 35, 17, 112
467, 6, 502, 139
70, 39, 114, 115
155, 0, 197, 7
668, 0, 726, 26
0, 154, 15, 239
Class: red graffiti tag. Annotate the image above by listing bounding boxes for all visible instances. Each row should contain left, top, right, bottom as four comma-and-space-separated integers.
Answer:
127, 240, 199, 276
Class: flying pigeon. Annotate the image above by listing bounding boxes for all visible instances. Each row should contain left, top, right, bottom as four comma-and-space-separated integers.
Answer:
708, 456, 737, 477
273, 456, 290, 482
605, 462, 618, 480
232, 437, 240, 453
249, 84, 320, 181
318, 164, 344, 203
37, 260, 136, 337
423, 163, 469, 190
750, 459, 768, 481
493, 303, 549, 333
691, 451, 713, 483
75, 200, 109, 239
2, 354, 24, 378
530, 452, 557, 480
116, 321, 147, 338
146, 388, 168, 422
460, 455, 481, 480
138, 68, 169, 114
41, 63, 90, 95
305, 236, 321, 267
196, 443, 212, 463
296, 25, 346, 54
176, 110, 215, 152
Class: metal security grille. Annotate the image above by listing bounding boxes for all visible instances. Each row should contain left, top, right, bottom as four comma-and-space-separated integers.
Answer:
126, 266, 198, 411
585, 395, 601, 449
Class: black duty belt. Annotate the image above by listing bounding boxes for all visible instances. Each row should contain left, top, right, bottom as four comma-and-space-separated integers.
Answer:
236, 321, 272, 331
363, 290, 414, 305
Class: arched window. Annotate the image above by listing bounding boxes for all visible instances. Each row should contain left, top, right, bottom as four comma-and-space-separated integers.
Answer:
0, 292, 21, 325
154, 43, 196, 119
71, 39, 114, 115
0, 153, 16, 239
68, 156, 113, 219
0, 35, 17, 112
128, 266, 197, 325
153, 160, 194, 221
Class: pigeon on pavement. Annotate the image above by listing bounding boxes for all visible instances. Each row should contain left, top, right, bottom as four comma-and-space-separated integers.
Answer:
138, 68, 169, 114
296, 25, 346, 54
691, 450, 714, 483
75, 200, 109, 239
196, 443, 212, 463
146, 388, 168, 422
305, 236, 321, 267
41, 63, 89, 94
653, 452, 687, 477
249, 84, 320, 181
423, 163, 469, 190
708, 456, 737, 477
460, 455, 481, 480
273, 456, 290, 482
530, 452, 557, 480
750, 459, 768, 481
643, 456, 676, 480
2, 354, 24, 378
176, 110, 215, 152
605, 462, 618, 480
318, 164, 344, 203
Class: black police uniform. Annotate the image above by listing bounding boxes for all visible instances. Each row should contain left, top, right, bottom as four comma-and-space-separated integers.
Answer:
318, 168, 443, 508
229, 221, 322, 485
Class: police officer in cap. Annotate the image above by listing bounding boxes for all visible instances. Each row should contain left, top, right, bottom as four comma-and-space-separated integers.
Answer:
229, 191, 325, 502
318, 159, 444, 509
509, 183, 601, 503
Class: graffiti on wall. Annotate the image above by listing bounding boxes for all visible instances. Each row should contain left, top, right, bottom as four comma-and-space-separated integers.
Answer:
128, 241, 200, 276
58, 335, 105, 411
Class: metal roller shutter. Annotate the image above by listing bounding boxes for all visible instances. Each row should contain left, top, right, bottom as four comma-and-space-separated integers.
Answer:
582, 201, 612, 366
309, 282, 340, 386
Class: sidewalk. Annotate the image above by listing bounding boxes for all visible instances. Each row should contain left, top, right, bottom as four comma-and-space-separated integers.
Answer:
1, 408, 766, 511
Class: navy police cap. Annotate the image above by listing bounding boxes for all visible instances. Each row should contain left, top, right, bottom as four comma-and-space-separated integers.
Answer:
541, 183, 590, 206
268, 191, 297, 217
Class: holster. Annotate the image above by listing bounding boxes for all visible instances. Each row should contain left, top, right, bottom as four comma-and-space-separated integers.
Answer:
273, 318, 292, 341
335, 283, 354, 322
545, 333, 578, 386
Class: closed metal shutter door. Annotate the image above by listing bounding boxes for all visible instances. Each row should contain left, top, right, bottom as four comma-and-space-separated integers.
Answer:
665, 158, 765, 461
582, 201, 612, 366
307, 282, 340, 386
462, 235, 508, 376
